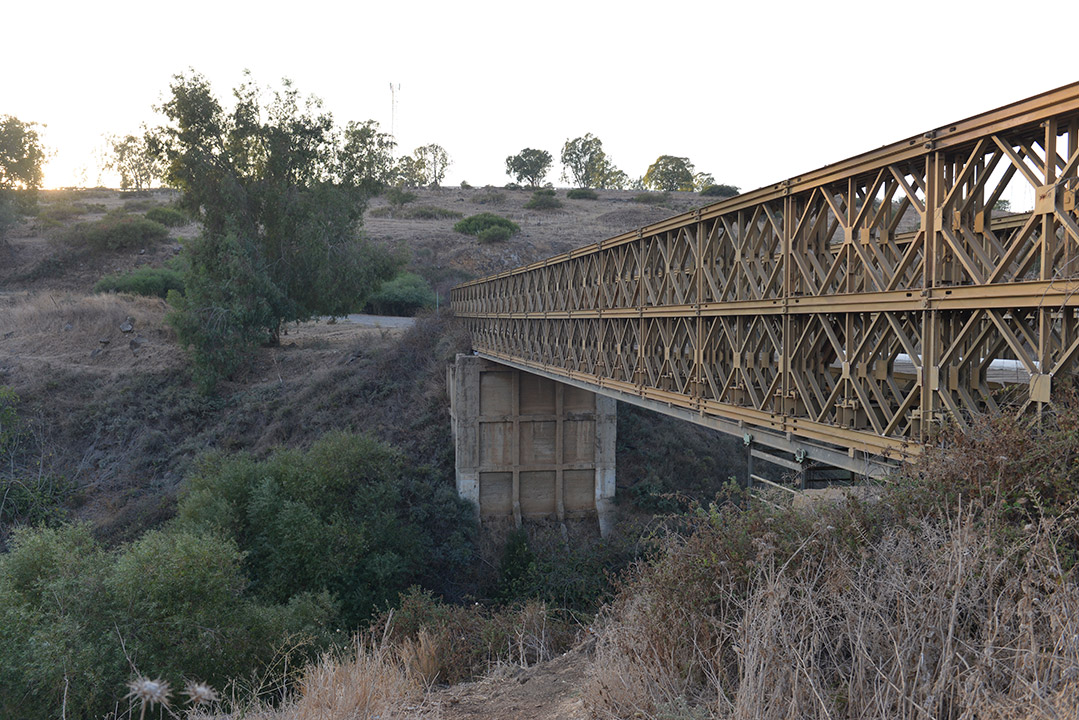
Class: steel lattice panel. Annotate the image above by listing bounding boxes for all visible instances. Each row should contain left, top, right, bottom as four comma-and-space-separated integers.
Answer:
453, 85, 1079, 464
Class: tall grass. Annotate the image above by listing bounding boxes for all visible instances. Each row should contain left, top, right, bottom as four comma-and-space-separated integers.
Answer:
0, 292, 166, 347
188, 638, 422, 720
585, 400, 1079, 719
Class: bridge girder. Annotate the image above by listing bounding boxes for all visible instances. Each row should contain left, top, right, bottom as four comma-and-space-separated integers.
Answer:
453, 83, 1079, 469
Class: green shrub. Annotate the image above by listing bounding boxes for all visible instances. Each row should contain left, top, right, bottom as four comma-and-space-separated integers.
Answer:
65, 214, 169, 251
525, 192, 562, 210
633, 192, 669, 205
366, 272, 436, 316
494, 525, 637, 611
0, 388, 75, 537
94, 266, 186, 299
477, 225, 513, 243
699, 183, 740, 198
397, 205, 463, 220
385, 186, 417, 207
0, 524, 332, 719
453, 212, 520, 237
566, 188, 598, 200
175, 432, 475, 628
144, 205, 188, 227
533, 187, 556, 197
0, 476, 74, 531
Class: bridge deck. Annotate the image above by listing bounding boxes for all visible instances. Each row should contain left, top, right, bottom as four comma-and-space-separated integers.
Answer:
452, 83, 1079, 474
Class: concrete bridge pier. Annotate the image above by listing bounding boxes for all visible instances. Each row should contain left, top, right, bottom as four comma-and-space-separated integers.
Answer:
448, 354, 616, 537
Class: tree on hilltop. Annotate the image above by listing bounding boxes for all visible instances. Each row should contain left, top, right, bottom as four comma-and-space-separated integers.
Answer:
561, 133, 626, 189
394, 156, 426, 188
505, 148, 552, 188
413, 143, 451, 188
643, 155, 698, 192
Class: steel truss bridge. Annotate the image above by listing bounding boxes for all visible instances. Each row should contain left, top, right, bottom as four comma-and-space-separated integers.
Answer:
452, 84, 1079, 478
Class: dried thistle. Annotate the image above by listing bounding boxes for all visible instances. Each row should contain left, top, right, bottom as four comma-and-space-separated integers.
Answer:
183, 681, 219, 706
126, 676, 171, 720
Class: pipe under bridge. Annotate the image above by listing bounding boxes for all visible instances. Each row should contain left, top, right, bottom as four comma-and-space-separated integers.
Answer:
452, 83, 1079, 478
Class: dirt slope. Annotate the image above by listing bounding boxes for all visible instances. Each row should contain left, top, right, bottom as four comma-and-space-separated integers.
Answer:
422, 644, 592, 720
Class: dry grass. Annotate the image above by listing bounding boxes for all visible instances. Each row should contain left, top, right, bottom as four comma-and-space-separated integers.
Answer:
0, 290, 165, 336
0, 291, 178, 382
398, 629, 441, 688
587, 514, 1079, 720
189, 639, 424, 720
586, 400, 1079, 719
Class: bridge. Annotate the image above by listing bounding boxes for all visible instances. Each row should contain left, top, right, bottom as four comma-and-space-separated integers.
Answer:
451, 83, 1079, 496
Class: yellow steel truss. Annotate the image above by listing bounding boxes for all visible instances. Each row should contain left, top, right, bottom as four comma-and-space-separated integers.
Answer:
453, 83, 1079, 469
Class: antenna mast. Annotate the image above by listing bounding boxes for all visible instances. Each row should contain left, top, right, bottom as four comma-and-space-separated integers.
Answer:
389, 82, 400, 152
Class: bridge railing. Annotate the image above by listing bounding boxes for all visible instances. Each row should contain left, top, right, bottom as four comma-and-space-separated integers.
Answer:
452, 83, 1079, 464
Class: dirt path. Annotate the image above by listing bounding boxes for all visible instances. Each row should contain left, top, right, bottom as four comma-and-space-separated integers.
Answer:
421, 644, 591, 720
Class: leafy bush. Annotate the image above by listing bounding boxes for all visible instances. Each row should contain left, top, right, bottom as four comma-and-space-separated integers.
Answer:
0, 524, 332, 719
384, 186, 417, 207
398, 205, 463, 220
94, 266, 186, 299
0, 388, 74, 542
145, 205, 188, 226
0, 476, 74, 530
494, 525, 634, 611
632, 191, 669, 205
366, 272, 436, 316
477, 225, 513, 244
453, 212, 520, 237
64, 214, 169, 251
699, 183, 740, 198
525, 192, 562, 210
566, 188, 598, 200
175, 432, 475, 628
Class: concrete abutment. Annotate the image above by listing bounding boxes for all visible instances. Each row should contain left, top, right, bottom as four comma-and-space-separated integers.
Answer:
448, 354, 615, 536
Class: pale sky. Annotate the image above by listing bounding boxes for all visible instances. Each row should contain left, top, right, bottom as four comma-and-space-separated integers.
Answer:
7, 0, 1078, 196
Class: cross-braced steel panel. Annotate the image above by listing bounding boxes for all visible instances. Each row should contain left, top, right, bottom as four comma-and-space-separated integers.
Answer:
454, 84, 1079, 466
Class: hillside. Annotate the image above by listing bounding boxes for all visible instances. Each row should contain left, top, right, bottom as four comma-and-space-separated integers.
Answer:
3, 187, 1077, 720
0, 185, 744, 541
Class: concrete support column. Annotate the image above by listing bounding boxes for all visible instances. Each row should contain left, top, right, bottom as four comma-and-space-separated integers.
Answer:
449, 354, 617, 536
448, 356, 480, 518
594, 394, 617, 538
